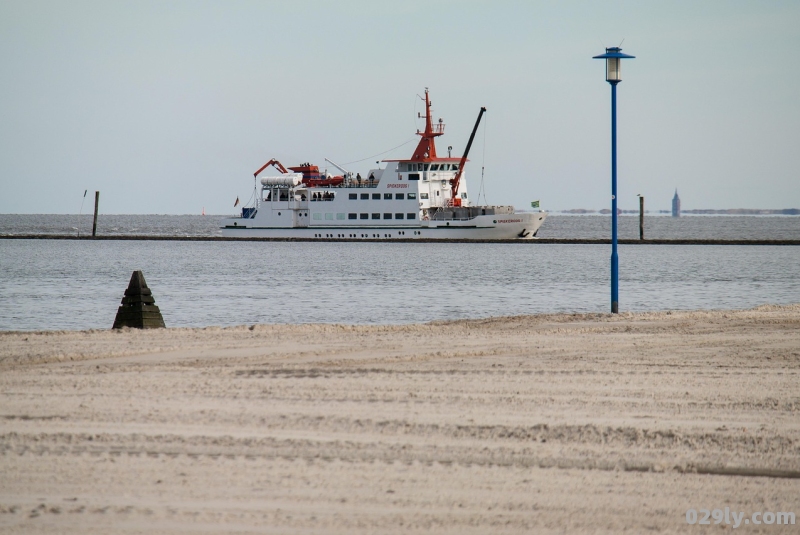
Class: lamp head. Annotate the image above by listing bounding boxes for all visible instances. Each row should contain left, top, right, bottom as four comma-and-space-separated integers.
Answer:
593, 46, 635, 83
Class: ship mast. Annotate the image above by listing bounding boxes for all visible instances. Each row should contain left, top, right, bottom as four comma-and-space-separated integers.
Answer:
411, 88, 444, 161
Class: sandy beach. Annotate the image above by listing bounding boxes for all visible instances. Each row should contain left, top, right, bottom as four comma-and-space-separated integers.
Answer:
1, 305, 799, 533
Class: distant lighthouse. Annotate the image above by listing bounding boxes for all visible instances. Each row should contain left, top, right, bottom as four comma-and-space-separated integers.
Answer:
672, 189, 681, 218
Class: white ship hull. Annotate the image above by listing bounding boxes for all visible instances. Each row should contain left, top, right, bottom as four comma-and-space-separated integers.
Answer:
221, 211, 546, 240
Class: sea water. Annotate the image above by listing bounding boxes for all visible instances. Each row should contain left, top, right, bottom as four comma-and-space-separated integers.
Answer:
2, 217, 799, 330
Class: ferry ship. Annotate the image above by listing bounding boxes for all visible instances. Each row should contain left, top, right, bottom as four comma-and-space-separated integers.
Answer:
221, 90, 546, 239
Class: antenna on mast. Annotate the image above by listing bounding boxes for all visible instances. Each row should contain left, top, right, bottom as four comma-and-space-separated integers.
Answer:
410, 88, 444, 161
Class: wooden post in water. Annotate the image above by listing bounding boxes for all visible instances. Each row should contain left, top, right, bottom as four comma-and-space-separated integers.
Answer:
639, 195, 645, 240
92, 191, 99, 237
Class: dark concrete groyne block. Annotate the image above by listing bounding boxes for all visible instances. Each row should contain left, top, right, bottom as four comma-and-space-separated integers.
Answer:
112, 270, 166, 329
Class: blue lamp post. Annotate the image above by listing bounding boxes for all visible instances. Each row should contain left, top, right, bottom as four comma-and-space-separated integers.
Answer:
593, 46, 634, 314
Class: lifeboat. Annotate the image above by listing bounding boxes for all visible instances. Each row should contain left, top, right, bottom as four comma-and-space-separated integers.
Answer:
288, 163, 344, 187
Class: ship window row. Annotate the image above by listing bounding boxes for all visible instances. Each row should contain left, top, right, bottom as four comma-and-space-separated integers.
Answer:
348, 193, 416, 200
347, 213, 417, 220
312, 213, 343, 220
401, 163, 459, 172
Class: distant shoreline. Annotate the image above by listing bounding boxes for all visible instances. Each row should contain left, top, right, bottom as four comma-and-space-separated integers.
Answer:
558, 208, 800, 215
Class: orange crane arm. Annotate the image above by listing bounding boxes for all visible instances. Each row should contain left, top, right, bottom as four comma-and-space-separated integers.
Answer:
253, 158, 289, 178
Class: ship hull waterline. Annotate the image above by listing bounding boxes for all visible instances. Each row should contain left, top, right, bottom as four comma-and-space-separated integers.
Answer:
221, 212, 546, 240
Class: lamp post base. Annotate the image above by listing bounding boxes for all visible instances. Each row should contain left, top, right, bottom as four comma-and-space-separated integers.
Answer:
611, 301, 618, 314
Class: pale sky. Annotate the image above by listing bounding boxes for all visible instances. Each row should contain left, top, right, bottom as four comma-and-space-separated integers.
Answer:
1, 0, 799, 214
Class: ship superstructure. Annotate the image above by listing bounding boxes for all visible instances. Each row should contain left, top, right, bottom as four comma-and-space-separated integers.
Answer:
221, 89, 546, 239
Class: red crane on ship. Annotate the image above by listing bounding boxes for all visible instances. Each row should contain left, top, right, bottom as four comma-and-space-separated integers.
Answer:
253, 158, 289, 178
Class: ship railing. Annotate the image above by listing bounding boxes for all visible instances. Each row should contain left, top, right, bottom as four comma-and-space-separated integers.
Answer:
430, 212, 478, 222
431, 217, 477, 222
302, 182, 379, 189
301, 179, 386, 189
340, 182, 379, 189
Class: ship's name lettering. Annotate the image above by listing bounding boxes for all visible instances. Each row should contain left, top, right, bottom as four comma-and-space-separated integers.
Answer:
386, 184, 409, 189
497, 219, 522, 223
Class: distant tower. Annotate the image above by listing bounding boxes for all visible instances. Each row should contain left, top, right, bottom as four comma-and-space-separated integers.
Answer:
672, 189, 681, 217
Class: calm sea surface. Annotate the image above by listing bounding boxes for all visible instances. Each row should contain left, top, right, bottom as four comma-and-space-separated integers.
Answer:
1, 215, 798, 330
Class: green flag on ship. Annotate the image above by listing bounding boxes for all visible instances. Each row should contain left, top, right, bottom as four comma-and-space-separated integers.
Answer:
531, 200, 540, 208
